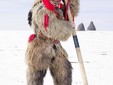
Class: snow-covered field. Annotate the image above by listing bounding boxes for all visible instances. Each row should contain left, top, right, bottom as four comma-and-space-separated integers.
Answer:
0, 31, 113, 85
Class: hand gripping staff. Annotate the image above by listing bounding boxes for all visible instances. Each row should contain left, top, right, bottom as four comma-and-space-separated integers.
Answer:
63, 0, 88, 84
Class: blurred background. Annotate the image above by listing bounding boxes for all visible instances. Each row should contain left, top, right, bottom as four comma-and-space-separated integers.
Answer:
0, 0, 113, 31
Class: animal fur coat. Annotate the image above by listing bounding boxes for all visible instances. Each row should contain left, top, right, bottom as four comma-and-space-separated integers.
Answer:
25, 0, 79, 85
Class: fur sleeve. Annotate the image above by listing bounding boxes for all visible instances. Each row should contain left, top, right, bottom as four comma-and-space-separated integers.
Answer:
32, 6, 74, 41
70, 0, 80, 17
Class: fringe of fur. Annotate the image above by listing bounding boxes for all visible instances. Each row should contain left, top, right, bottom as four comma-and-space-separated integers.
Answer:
32, 4, 74, 41
26, 39, 72, 85
70, 0, 80, 17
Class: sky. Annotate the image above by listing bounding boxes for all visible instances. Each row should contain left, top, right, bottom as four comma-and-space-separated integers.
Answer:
0, 0, 113, 31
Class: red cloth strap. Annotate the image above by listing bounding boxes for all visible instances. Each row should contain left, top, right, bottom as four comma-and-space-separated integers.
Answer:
42, 0, 58, 16
28, 34, 36, 43
65, 0, 70, 20
44, 14, 49, 31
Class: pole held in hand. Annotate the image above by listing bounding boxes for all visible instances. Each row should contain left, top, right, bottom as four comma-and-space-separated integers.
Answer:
63, 0, 88, 85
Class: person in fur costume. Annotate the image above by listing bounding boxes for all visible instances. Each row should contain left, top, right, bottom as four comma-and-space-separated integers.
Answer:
25, 0, 79, 85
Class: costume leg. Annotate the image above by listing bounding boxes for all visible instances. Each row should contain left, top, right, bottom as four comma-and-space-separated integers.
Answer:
26, 66, 47, 85
26, 40, 55, 85
50, 53, 72, 85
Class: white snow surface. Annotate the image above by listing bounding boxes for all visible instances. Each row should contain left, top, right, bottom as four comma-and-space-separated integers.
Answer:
0, 31, 113, 85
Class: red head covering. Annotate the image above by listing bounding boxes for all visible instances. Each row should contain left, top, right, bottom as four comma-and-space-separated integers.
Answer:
42, 0, 59, 15
42, 0, 55, 11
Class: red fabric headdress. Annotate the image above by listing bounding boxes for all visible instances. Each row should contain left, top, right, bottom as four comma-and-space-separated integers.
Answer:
42, 0, 58, 15
42, 0, 54, 10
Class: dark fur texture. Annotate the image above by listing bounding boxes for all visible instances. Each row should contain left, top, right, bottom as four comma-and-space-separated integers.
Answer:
50, 57, 72, 85
27, 67, 47, 85
28, 10, 32, 26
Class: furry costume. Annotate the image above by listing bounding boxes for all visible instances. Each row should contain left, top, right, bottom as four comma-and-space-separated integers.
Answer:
26, 0, 79, 85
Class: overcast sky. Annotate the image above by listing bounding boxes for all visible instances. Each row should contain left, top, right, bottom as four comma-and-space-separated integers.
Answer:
0, 0, 113, 31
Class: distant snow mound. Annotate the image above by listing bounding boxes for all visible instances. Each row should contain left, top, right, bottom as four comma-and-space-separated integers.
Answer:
77, 23, 85, 31
87, 21, 96, 31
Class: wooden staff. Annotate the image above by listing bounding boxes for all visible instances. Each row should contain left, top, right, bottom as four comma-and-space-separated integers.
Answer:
63, 0, 88, 85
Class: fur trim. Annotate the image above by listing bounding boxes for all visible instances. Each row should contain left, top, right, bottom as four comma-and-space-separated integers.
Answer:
70, 0, 80, 17
26, 39, 56, 70
32, 0, 42, 8
32, 5, 73, 41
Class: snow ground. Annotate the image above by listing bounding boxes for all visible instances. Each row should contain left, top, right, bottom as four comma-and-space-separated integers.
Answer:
0, 31, 113, 85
